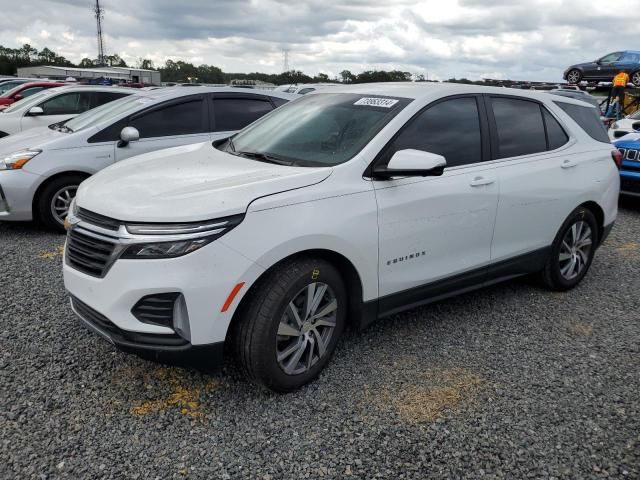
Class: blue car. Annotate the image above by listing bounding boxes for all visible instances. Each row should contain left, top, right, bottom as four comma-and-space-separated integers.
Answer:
614, 134, 640, 197
564, 51, 640, 86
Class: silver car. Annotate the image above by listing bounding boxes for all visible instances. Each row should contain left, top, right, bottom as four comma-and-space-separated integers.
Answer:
0, 87, 295, 230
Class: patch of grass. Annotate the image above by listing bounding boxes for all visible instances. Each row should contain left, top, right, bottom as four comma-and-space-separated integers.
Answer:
129, 367, 221, 418
38, 245, 65, 259
364, 368, 484, 423
567, 322, 593, 337
613, 241, 639, 260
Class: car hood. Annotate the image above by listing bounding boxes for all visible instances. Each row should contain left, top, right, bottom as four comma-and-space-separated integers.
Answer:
614, 133, 640, 148
0, 126, 65, 155
77, 141, 333, 222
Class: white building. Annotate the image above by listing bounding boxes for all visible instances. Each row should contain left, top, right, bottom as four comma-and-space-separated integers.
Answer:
16, 65, 161, 85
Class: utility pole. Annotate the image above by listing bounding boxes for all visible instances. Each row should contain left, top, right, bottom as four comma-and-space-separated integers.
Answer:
282, 49, 290, 73
94, 0, 106, 66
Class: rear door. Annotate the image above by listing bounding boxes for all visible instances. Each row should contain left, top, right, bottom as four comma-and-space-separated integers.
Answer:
209, 93, 275, 141
485, 95, 581, 269
21, 91, 94, 131
114, 94, 210, 162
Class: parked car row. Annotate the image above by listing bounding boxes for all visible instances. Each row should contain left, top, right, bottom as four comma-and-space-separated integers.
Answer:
0, 87, 295, 228
54, 83, 620, 391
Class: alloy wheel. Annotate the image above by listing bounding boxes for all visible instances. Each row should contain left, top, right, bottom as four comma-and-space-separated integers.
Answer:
632, 71, 640, 87
558, 220, 592, 280
567, 70, 581, 84
50, 185, 78, 225
276, 282, 338, 375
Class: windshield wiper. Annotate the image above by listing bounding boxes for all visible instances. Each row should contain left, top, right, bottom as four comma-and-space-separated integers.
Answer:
235, 150, 294, 166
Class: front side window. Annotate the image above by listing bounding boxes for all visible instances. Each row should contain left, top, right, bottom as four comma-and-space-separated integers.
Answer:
91, 91, 130, 108
38, 92, 92, 115
491, 97, 547, 158
130, 98, 206, 138
212, 97, 273, 131
599, 52, 622, 63
380, 96, 482, 168
20, 87, 45, 98
227, 93, 411, 167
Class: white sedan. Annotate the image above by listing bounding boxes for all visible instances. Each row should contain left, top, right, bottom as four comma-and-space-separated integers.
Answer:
609, 110, 640, 140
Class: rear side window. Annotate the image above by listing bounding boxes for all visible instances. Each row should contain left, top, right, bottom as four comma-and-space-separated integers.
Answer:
554, 102, 609, 143
91, 91, 129, 108
212, 97, 273, 131
130, 98, 206, 138
383, 96, 482, 167
491, 97, 546, 158
542, 108, 569, 150
270, 97, 288, 107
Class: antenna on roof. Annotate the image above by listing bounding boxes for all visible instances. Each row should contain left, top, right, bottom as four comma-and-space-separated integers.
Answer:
94, 0, 106, 66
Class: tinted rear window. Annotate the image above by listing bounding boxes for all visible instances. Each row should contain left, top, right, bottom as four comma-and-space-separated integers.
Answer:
542, 108, 569, 150
491, 97, 547, 158
555, 102, 609, 143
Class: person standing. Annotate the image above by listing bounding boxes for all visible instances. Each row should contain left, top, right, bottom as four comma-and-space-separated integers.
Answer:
612, 69, 630, 119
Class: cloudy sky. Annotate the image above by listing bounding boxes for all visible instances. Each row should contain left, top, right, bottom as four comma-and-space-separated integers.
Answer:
2, 0, 639, 81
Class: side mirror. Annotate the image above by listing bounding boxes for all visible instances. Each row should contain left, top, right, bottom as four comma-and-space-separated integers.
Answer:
117, 126, 140, 148
14, 94, 22, 101
373, 149, 447, 179
27, 106, 44, 116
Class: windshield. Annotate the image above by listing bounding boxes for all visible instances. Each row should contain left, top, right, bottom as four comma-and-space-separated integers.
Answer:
64, 94, 146, 132
226, 93, 411, 167
0, 81, 26, 94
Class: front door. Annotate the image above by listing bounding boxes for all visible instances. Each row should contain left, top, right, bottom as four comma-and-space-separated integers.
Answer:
114, 95, 211, 162
373, 96, 499, 314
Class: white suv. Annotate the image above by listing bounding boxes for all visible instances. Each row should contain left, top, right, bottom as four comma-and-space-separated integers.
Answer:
64, 83, 620, 392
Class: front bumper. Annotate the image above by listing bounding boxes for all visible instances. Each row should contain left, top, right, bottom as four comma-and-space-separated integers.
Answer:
620, 169, 640, 197
63, 222, 266, 348
0, 169, 42, 221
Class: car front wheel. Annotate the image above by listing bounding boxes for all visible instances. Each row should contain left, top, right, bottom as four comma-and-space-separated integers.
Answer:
36, 174, 85, 232
631, 70, 640, 87
539, 207, 598, 291
233, 257, 347, 392
566, 69, 582, 84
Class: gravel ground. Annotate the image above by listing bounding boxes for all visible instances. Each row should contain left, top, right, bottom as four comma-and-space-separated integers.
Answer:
1, 199, 639, 480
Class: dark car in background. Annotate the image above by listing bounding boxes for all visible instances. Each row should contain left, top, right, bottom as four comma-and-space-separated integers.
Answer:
564, 51, 640, 86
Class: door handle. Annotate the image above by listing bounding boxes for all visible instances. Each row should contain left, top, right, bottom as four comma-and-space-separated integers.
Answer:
470, 176, 495, 187
561, 159, 577, 169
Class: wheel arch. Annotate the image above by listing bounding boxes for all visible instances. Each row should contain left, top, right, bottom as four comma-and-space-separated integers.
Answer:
579, 200, 605, 243
31, 170, 91, 221
225, 248, 374, 346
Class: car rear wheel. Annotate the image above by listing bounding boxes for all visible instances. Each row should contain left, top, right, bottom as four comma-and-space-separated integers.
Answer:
631, 71, 640, 87
232, 257, 346, 392
539, 207, 598, 291
566, 69, 582, 84
36, 174, 85, 232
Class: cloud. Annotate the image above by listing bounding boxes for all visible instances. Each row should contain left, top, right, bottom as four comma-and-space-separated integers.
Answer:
0, 0, 638, 81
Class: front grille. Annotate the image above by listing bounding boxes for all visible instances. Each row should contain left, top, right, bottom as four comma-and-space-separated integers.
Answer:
132, 293, 180, 327
77, 208, 121, 231
66, 229, 117, 277
626, 149, 638, 161
618, 148, 626, 157
71, 296, 188, 347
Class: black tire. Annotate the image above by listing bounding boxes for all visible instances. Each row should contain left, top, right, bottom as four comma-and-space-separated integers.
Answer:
631, 70, 640, 88
232, 257, 347, 392
539, 207, 599, 291
566, 69, 582, 85
35, 174, 86, 232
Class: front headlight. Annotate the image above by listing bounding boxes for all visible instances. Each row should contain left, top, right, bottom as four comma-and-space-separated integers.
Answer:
611, 122, 619, 129
0, 149, 42, 170
120, 214, 244, 259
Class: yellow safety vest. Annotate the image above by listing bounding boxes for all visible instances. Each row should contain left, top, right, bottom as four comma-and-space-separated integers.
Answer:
613, 72, 629, 87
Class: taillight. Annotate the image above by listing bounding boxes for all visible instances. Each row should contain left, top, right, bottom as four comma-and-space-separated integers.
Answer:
611, 149, 623, 169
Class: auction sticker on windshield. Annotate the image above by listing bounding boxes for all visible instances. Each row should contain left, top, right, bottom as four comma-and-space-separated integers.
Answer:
353, 97, 399, 108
